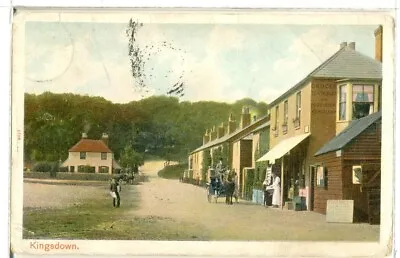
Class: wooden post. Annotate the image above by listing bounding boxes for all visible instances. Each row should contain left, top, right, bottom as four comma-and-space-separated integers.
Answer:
281, 157, 284, 209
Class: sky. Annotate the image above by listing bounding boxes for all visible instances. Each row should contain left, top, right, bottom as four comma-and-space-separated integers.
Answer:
24, 22, 379, 104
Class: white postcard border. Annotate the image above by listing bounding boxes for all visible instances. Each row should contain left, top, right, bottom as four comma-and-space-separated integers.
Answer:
10, 9, 396, 257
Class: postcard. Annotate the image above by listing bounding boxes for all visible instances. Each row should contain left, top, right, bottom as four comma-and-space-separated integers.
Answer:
10, 8, 395, 257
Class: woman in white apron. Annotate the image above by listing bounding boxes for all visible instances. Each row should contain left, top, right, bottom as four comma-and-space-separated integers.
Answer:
267, 173, 281, 208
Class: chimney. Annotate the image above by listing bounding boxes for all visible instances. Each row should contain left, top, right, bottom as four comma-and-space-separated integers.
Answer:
217, 123, 225, 138
227, 113, 236, 134
240, 106, 251, 129
340, 42, 348, 49
374, 25, 383, 62
101, 133, 109, 146
348, 42, 356, 50
210, 126, 217, 141
203, 129, 210, 145
82, 132, 88, 139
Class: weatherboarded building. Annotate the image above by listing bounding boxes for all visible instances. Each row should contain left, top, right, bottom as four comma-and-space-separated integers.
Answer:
257, 35, 382, 211
314, 112, 382, 223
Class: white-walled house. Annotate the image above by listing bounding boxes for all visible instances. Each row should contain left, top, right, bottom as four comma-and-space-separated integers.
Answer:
62, 133, 120, 174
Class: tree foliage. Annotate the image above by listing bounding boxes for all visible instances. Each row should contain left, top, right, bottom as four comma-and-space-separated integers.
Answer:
24, 92, 268, 165
119, 145, 145, 173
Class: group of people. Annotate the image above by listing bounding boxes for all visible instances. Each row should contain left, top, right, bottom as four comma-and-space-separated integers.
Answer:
263, 171, 281, 208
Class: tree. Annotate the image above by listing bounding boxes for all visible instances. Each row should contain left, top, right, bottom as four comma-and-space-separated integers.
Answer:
119, 145, 144, 174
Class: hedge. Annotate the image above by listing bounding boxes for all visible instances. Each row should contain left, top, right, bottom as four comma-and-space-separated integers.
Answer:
24, 172, 112, 181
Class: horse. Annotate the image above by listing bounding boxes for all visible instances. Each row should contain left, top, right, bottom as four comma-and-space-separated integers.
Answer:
224, 179, 235, 205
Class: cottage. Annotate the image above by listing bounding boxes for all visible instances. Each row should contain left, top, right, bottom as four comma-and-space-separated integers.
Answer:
62, 133, 120, 174
238, 120, 271, 200
257, 27, 382, 211
188, 107, 270, 195
314, 112, 381, 224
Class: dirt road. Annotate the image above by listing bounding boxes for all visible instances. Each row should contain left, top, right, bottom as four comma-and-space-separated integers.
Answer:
131, 161, 379, 241
23, 161, 379, 241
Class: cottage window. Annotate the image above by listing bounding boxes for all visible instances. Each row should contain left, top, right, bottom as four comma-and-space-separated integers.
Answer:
274, 106, 279, 136
101, 152, 107, 160
80, 152, 86, 160
339, 85, 347, 120
282, 100, 288, 134
283, 100, 288, 124
294, 92, 301, 128
352, 85, 374, 120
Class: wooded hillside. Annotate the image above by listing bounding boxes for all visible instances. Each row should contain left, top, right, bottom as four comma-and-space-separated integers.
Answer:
24, 92, 268, 164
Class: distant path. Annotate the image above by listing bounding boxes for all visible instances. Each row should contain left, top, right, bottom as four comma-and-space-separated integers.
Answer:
131, 161, 379, 241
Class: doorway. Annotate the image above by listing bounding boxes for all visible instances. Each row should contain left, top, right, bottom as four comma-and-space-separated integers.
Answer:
309, 166, 315, 211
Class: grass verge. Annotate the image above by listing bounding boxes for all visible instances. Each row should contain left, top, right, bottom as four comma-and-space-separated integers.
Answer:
157, 164, 187, 179
23, 184, 209, 240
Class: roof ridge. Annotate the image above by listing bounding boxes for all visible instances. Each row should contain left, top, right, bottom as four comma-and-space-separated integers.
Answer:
269, 47, 345, 107
309, 47, 346, 77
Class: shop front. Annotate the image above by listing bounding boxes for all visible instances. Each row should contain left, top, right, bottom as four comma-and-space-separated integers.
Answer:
257, 133, 310, 210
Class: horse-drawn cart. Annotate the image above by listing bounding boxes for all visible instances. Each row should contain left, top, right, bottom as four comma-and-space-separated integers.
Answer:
206, 177, 225, 203
206, 174, 236, 204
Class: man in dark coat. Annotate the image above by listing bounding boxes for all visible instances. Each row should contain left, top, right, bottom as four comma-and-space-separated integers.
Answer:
110, 178, 121, 208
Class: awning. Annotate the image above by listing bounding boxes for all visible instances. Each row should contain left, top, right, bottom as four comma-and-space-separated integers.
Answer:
256, 133, 311, 162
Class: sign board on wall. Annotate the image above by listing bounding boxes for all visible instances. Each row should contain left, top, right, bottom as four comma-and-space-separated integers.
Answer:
352, 165, 362, 184
316, 166, 326, 187
265, 166, 272, 185
326, 200, 354, 223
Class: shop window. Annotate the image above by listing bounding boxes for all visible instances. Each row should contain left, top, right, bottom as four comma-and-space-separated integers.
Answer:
339, 84, 347, 120
80, 152, 86, 160
352, 85, 374, 119
101, 152, 107, 160
294, 91, 301, 128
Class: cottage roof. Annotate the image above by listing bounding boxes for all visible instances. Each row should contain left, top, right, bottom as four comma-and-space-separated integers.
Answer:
314, 111, 382, 156
190, 115, 269, 154
69, 139, 112, 153
269, 46, 382, 107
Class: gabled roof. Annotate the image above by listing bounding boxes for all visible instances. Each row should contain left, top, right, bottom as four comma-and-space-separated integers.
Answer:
269, 46, 382, 107
69, 139, 112, 153
190, 115, 269, 154
314, 111, 382, 156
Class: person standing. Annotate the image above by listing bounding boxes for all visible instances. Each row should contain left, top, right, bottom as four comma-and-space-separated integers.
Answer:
266, 172, 281, 208
270, 173, 281, 208
110, 178, 121, 208
262, 178, 269, 207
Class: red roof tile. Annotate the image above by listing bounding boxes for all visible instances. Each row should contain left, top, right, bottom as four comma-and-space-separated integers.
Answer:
69, 139, 112, 153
